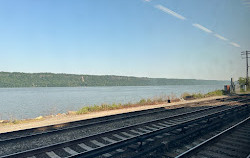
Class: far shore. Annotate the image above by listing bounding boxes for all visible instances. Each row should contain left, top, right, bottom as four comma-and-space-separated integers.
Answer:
0, 95, 229, 134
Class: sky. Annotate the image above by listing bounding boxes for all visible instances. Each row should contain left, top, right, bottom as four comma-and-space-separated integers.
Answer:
0, 0, 249, 80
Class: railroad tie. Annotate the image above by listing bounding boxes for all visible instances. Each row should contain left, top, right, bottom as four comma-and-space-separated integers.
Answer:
146, 138, 154, 142
91, 140, 113, 157
121, 132, 135, 138
102, 153, 112, 157
63, 147, 79, 155
184, 145, 194, 149
163, 121, 175, 125
91, 140, 105, 147
198, 138, 206, 142
170, 118, 184, 123
158, 122, 170, 127
116, 149, 125, 153
102, 137, 117, 143
163, 132, 171, 136
175, 128, 182, 132
130, 129, 143, 135
167, 119, 178, 123
27, 156, 36, 158
78, 143, 93, 151
46, 151, 61, 158
137, 127, 151, 133
144, 126, 157, 131
155, 135, 163, 139
191, 141, 200, 146
113, 134, 126, 140
175, 148, 186, 154
151, 124, 165, 129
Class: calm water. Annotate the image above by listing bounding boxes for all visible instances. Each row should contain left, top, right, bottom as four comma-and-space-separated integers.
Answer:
0, 85, 224, 120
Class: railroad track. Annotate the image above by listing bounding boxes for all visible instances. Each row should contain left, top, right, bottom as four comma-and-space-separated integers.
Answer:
175, 116, 250, 158
0, 96, 244, 143
1, 101, 249, 158
1, 97, 240, 157
120, 102, 250, 158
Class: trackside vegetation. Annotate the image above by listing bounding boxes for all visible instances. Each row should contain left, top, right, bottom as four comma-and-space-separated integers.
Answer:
76, 90, 225, 114
181, 90, 225, 100
77, 97, 174, 114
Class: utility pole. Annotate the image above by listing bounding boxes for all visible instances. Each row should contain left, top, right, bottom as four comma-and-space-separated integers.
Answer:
241, 51, 250, 87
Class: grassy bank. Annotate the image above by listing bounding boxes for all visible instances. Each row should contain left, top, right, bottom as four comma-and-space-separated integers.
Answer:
77, 96, 178, 114
181, 90, 225, 100
77, 90, 225, 114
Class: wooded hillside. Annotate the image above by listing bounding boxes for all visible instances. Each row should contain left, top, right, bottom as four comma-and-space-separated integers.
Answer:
0, 72, 229, 87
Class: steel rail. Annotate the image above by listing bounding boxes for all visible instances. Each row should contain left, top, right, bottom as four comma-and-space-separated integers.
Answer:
175, 115, 250, 158
130, 104, 250, 158
72, 104, 249, 158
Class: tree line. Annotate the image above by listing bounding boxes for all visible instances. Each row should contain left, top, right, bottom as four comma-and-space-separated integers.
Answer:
0, 72, 229, 87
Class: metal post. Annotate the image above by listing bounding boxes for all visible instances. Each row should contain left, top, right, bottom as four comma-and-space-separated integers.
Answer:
246, 51, 249, 87
241, 51, 250, 88
230, 78, 235, 93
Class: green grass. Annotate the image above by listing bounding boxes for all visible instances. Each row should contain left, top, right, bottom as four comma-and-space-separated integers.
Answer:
77, 90, 225, 114
76, 97, 170, 114
181, 90, 225, 100
205, 90, 225, 96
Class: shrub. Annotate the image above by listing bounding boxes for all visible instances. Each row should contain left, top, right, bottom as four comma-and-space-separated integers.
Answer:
76, 107, 90, 114
192, 93, 204, 99
138, 99, 147, 105
205, 90, 224, 97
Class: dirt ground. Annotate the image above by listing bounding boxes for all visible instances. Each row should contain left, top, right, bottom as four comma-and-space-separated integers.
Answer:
0, 95, 228, 133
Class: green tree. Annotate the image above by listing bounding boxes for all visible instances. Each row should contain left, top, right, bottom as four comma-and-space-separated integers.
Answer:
238, 77, 246, 85
238, 77, 249, 85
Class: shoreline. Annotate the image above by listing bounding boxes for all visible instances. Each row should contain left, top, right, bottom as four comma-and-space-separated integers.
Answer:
0, 95, 228, 134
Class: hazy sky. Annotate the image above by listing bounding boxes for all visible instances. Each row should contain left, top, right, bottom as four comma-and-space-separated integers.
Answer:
0, 0, 249, 80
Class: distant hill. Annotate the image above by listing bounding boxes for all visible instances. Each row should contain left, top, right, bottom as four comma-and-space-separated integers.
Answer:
0, 72, 229, 87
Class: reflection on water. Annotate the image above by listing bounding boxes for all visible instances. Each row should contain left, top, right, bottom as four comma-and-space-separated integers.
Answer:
0, 85, 224, 120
